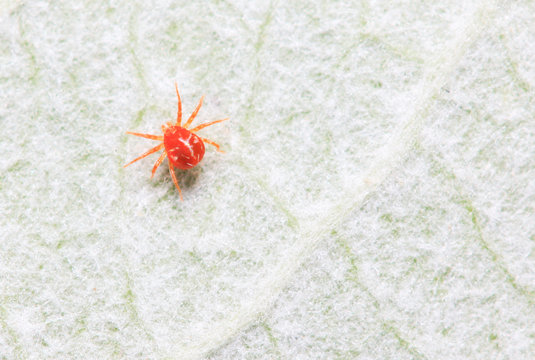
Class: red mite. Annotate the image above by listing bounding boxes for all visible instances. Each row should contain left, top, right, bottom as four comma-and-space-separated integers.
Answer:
124, 83, 228, 200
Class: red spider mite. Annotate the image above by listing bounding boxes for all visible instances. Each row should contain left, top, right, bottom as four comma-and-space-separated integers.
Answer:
124, 83, 228, 200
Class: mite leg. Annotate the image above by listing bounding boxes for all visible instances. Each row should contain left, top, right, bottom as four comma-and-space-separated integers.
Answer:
190, 118, 229, 132
168, 162, 183, 201
199, 137, 224, 153
183, 95, 204, 129
151, 150, 167, 179
126, 132, 163, 141
123, 143, 164, 168
175, 82, 182, 126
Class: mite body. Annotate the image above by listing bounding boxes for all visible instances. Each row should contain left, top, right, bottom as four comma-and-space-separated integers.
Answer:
164, 126, 205, 169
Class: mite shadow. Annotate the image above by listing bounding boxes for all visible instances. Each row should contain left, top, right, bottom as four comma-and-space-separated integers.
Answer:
175, 167, 202, 190
152, 163, 203, 194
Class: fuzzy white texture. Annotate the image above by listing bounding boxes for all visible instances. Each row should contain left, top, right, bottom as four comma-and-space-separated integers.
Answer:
1, 0, 534, 359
